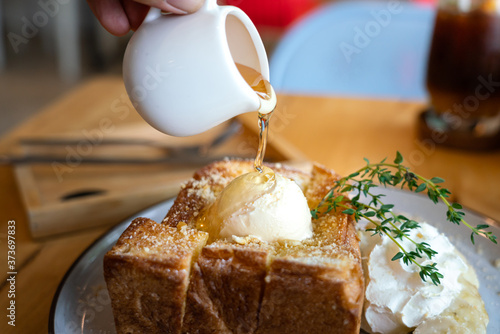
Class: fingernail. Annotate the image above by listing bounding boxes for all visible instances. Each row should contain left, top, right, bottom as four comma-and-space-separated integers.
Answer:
166, 0, 204, 13
158, 2, 188, 14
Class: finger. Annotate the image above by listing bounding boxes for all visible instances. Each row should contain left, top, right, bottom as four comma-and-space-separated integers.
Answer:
89, 0, 131, 36
166, 0, 204, 13
122, 0, 150, 31
133, 0, 204, 14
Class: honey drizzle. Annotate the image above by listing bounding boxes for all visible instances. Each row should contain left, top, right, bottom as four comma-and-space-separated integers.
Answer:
254, 112, 271, 172
235, 63, 276, 173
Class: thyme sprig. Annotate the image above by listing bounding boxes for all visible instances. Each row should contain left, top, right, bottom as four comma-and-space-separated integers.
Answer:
311, 152, 497, 286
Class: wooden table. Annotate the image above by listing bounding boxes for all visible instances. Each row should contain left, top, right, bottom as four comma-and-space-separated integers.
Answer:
1, 76, 499, 333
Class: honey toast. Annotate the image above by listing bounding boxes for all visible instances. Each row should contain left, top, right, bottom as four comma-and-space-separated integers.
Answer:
104, 159, 363, 333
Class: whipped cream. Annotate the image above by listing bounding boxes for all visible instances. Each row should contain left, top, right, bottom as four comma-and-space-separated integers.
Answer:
198, 167, 312, 242
359, 222, 471, 334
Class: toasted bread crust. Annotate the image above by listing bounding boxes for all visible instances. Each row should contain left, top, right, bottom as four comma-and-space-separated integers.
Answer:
181, 262, 232, 334
256, 257, 363, 334
182, 245, 269, 334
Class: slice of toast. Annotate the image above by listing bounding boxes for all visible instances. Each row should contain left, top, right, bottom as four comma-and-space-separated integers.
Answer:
104, 159, 363, 333
104, 218, 208, 334
181, 242, 270, 333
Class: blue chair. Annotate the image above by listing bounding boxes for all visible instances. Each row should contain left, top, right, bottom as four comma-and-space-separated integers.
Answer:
270, 1, 435, 100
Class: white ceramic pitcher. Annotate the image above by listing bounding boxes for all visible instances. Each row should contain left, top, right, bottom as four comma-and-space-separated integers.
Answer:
122, 0, 271, 137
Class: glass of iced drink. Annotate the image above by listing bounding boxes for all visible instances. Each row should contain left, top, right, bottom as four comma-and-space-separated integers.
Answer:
420, 0, 500, 150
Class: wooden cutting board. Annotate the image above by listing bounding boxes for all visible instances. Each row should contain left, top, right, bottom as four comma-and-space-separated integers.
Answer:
2, 77, 305, 238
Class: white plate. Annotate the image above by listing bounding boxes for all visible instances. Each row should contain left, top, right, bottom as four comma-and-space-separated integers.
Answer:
49, 189, 500, 334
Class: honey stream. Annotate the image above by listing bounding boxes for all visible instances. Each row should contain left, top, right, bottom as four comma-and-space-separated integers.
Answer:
235, 63, 276, 172
195, 63, 277, 238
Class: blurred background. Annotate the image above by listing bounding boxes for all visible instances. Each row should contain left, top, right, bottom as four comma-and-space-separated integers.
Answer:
0, 0, 435, 137
1, 0, 130, 136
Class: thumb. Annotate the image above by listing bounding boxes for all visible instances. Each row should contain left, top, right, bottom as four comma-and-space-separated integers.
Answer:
134, 0, 205, 14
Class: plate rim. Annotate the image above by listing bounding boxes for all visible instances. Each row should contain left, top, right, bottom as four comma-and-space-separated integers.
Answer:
47, 188, 499, 333
48, 200, 173, 334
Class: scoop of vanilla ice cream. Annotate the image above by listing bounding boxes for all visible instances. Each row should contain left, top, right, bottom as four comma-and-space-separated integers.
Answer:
359, 222, 475, 334
202, 167, 312, 242
219, 172, 312, 241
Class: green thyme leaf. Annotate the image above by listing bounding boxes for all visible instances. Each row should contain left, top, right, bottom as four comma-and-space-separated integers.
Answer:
430, 177, 445, 184
391, 252, 404, 261
342, 208, 355, 215
394, 151, 403, 164
415, 183, 427, 193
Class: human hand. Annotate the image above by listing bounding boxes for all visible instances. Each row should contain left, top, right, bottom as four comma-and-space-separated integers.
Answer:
87, 0, 205, 36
